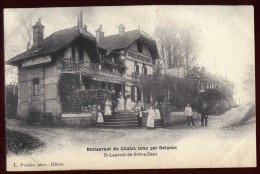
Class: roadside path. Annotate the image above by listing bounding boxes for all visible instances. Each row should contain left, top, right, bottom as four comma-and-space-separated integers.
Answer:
6, 105, 256, 169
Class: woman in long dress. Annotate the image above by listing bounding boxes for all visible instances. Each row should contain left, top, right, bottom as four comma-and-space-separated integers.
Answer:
146, 105, 155, 129
104, 99, 112, 116
97, 105, 104, 123
154, 102, 161, 126
117, 95, 125, 111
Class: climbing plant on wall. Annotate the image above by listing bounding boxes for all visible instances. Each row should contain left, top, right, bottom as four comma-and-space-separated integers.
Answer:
59, 73, 111, 112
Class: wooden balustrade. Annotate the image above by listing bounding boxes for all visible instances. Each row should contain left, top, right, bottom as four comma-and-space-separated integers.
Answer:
62, 59, 123, 78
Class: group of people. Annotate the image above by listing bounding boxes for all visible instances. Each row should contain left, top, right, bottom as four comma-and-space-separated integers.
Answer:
96, 96, 162, 130
184, 103, 209, 127
134, 102, 161, 129
96, 99, 112, 123
96, 91, 209, 129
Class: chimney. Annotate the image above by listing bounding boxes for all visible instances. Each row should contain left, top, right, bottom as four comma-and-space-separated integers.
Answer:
96, 24, 104, 42
32, 18, 44, 49
78, 11, 83, 28
118, 24, 125, 35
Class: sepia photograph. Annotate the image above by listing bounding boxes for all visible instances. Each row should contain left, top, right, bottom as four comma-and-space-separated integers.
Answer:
4, 5, 255, 171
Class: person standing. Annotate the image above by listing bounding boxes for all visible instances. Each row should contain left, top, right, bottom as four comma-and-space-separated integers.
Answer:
104, 99, 112, 116
97, 105, 104, 123
201, 103, 209, 126
145, 105, 155, 130
135, 102, 143, 127
117, 94, 125, 111
111, 90, 117, 112
184, 103, 195, 127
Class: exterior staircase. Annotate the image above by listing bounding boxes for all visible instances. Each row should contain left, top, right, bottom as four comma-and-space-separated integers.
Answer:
99, 111, 144, 128
99, 111, 162, 128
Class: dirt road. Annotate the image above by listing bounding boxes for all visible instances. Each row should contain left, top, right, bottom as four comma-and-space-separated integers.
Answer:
6, 105, 256, 170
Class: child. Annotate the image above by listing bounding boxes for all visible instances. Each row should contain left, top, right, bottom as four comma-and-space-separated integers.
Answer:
184, 103, 195, 127
97, 105, 104, 123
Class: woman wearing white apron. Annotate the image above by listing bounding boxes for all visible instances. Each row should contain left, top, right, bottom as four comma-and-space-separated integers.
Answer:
145, 105, 155, 129
117, 95, 125, 111
97, 105, 104, 123
104, 99, 112, 116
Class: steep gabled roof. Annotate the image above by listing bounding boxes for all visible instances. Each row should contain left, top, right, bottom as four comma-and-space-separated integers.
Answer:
6, 26, 96, 65
98, 30, 159, 59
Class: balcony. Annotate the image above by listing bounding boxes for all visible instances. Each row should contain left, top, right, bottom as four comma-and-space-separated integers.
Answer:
127, 50, 152, 64
132, 72, 151, 82
61, 59, 124, 79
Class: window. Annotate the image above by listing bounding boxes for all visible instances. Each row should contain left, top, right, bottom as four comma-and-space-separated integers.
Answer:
33, 78, 40, 96
142, 64, 147, 75
137, 40, 142, 53
134, 61, 139, 73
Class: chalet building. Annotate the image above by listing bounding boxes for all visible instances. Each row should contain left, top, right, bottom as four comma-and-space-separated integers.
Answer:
6, 14, 159, 120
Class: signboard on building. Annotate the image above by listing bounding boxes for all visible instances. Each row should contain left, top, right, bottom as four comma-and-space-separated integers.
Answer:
22, 55, 51, 67
161, 67, 186, 78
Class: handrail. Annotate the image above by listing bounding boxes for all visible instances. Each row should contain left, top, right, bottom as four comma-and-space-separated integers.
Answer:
62, 59, 123, 78
127, 50, 152, 63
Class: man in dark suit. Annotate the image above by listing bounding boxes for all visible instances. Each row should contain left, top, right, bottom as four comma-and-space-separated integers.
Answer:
201, 103, 209, 126
135, 102, 143, 127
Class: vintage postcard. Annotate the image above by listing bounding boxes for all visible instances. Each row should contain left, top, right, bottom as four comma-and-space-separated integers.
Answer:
4, 6, 255, 171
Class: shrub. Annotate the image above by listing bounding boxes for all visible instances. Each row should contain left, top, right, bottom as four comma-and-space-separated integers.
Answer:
6, 129, 44, 154
59, 74, 111, 112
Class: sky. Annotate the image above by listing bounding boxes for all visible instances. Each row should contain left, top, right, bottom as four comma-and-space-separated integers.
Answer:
4, 6, 254, 103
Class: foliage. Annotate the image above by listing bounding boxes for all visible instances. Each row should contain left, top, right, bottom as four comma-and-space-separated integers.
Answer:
5, 65, 18, 85
6, 129, 44, 155
154, 21, 200, 74
117, 59, 127, 73
59, 73, 111, 112
5, 84, 18, 119
139, 71, 199, 110
140, 64, 235, 114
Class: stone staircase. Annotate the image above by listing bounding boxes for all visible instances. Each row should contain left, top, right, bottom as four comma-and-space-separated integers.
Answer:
99, 111, 162, 128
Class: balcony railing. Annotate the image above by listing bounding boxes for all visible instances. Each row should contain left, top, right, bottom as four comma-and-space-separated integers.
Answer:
62, 59, 124, 79
127, 50, 152, 63
132, 72, 151, 81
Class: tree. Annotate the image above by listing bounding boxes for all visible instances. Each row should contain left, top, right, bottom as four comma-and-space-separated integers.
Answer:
5, 17, 34, 85
179, 27, 200, 76
20, 18, 33, 51
5, 65, 18, 84
154, 21, 200, 76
